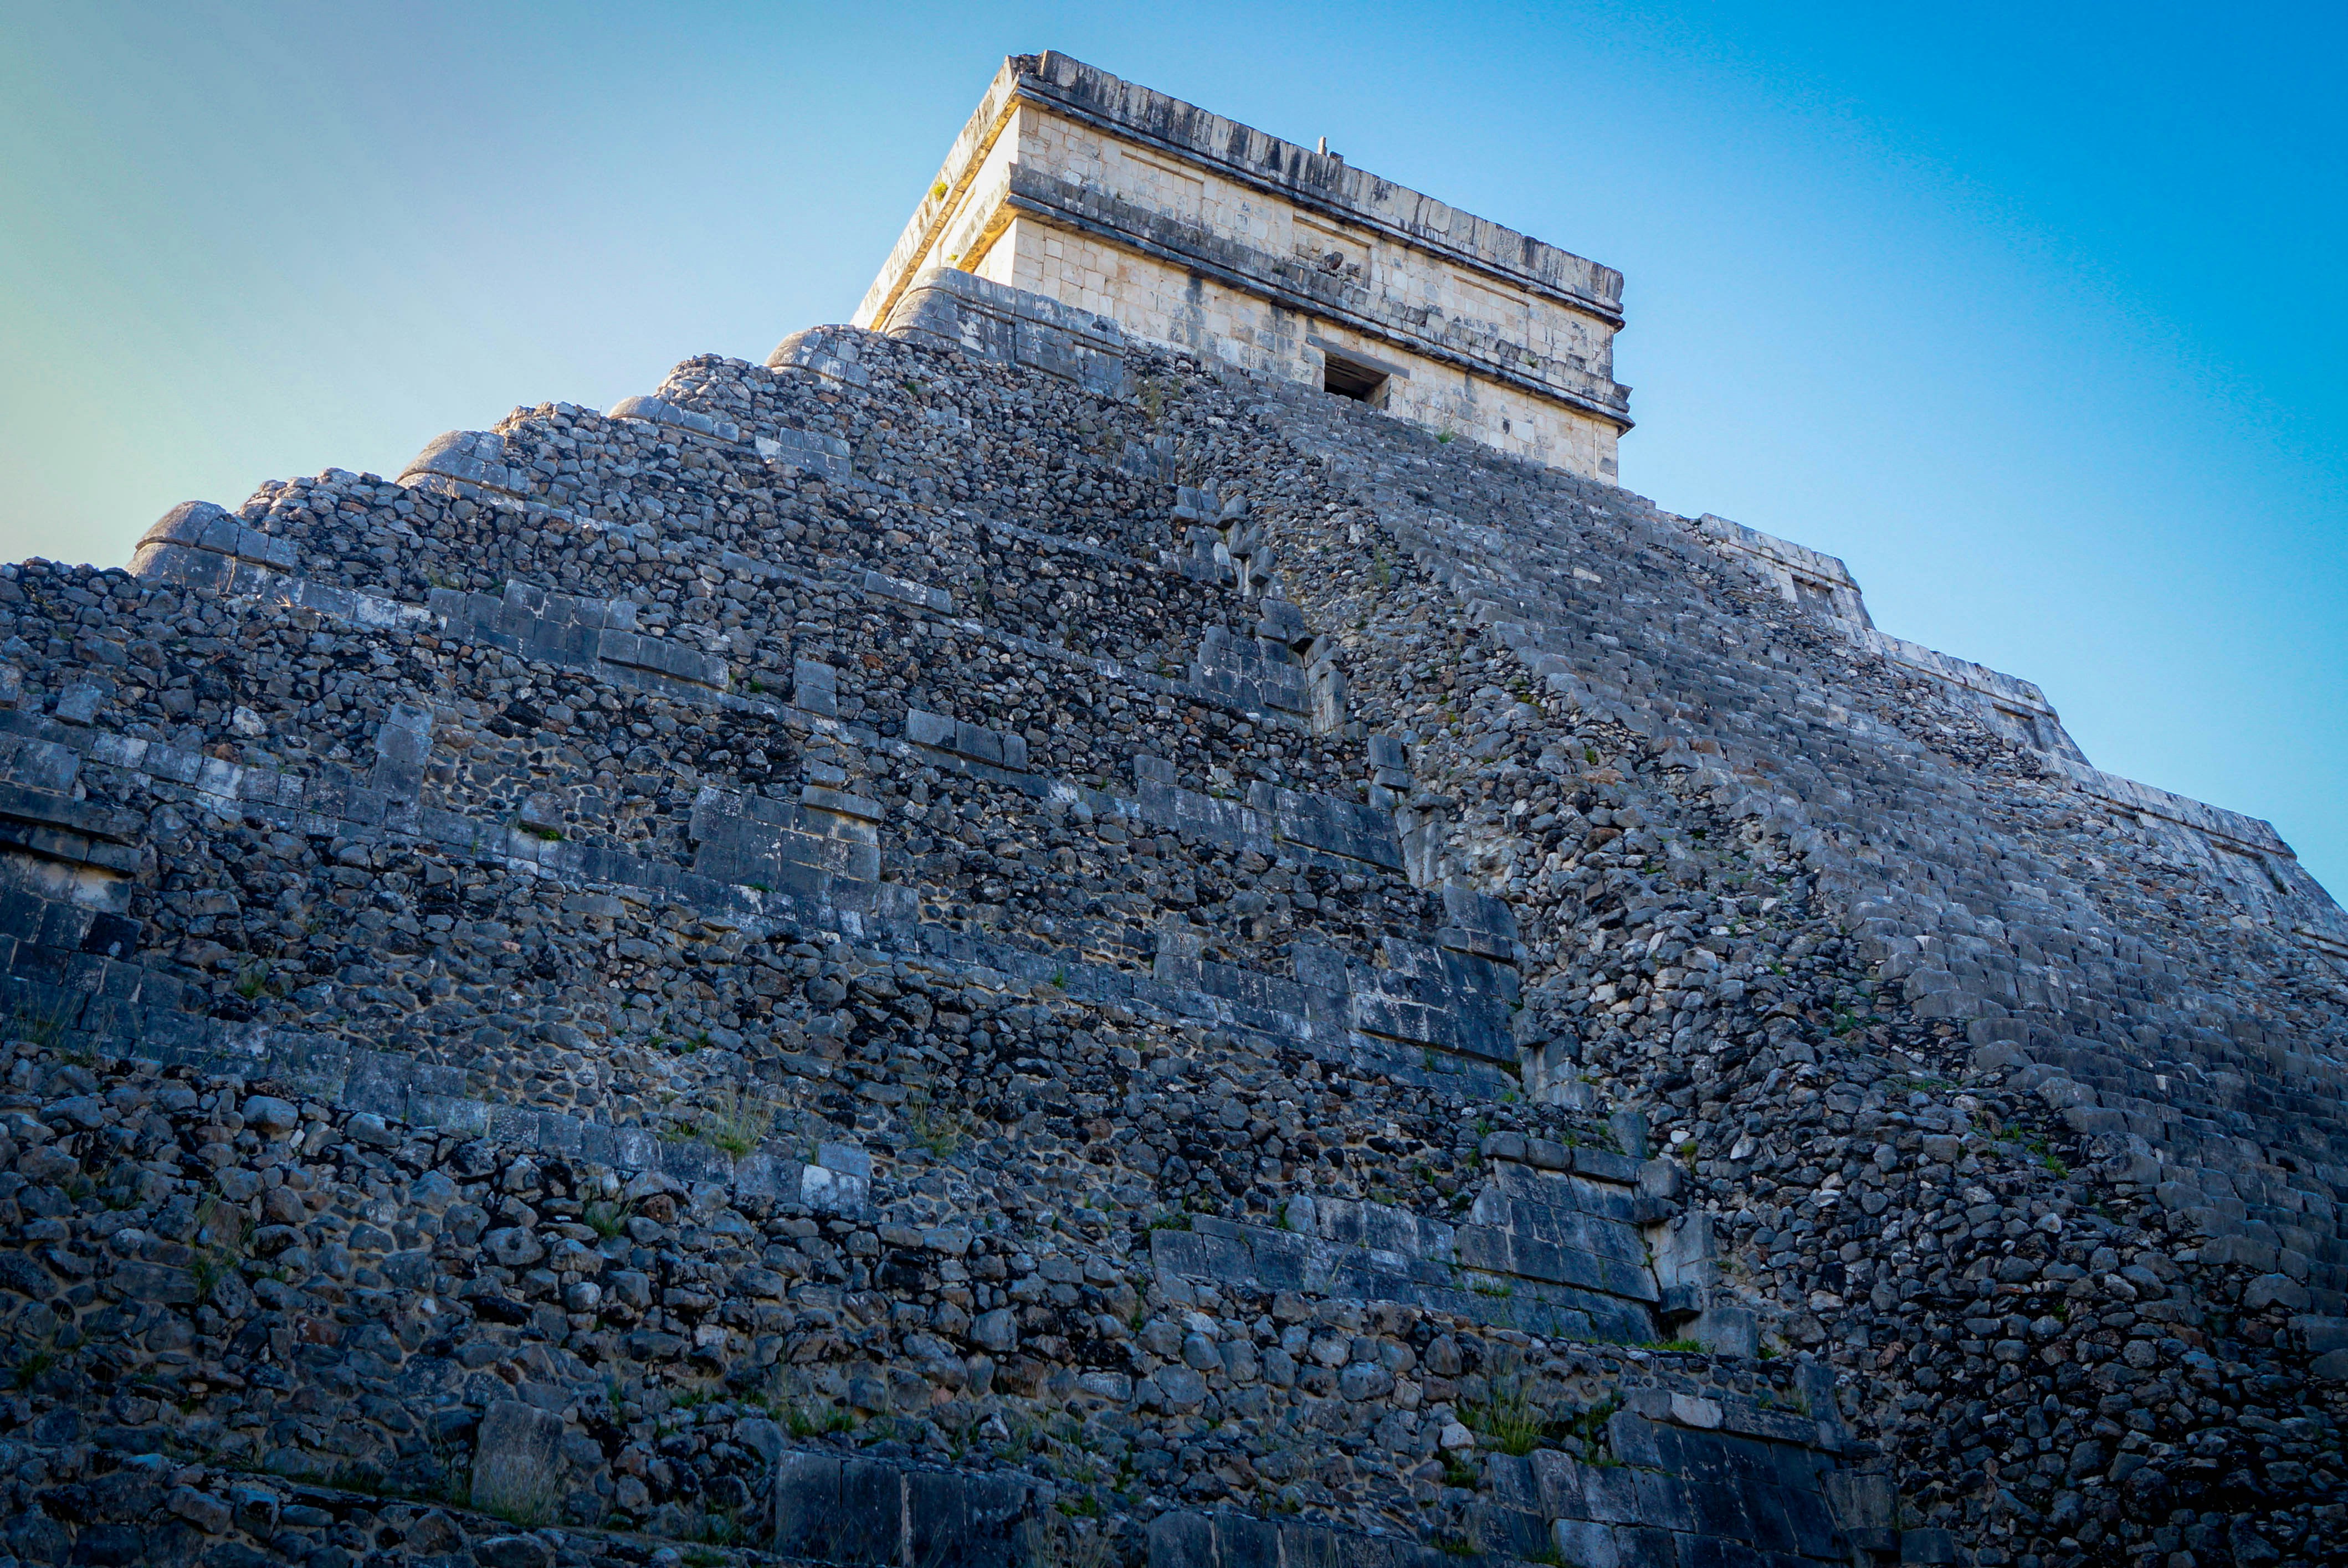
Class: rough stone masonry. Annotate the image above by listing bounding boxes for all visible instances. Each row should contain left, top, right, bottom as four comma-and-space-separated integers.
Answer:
2, 59, 2346, 1568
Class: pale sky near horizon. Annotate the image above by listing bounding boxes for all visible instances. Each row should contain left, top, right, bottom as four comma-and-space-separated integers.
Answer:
2, 2, 2343, 897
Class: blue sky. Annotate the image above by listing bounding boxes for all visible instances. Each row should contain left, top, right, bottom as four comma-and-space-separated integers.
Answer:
3, 1, 2342, 894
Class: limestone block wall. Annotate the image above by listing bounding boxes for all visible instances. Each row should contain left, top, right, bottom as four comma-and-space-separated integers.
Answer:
858, 52, 1632, 479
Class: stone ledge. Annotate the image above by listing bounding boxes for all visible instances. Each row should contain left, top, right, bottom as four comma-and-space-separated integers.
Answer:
880, 266, 1133, 400
1008, 53, 1623, 321
607, 392, 742, 444
128, 498, 300, 575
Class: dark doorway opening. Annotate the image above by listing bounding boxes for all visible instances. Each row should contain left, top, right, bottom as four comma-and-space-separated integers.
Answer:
1322, 351, 1388, 405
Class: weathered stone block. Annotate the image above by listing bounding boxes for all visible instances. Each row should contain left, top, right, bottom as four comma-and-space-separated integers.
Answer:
469, 1399, 565, 1521
1147, 1509, 1216, 1568
880, 266, 1132, 400
827, 1457, 902, 1565
1550, 1518, 1621, 1568
1900, 1527, 1959, 1564
793, 658, 838, 715
772, 1451, 842, 1557
1213, 1510, 1282, 1568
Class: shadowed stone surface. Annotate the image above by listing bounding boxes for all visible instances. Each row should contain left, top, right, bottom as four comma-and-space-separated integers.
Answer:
0, 210, 2339, 1568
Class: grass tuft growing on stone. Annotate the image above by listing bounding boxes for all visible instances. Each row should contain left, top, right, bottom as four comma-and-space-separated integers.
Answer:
1462, 1372, 1547, 1455
190, 1194, 252, 1304
698, 1084, 776, 1157
472, 1454, 564, 1529
905, 1091, 972, 1157
1019, 1508, 1115, 1568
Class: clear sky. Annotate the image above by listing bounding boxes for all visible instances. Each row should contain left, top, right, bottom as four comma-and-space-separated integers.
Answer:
3, 1, 2343, 896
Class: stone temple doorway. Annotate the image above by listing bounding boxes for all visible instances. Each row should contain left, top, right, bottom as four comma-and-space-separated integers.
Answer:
1321, 346, 1390, 406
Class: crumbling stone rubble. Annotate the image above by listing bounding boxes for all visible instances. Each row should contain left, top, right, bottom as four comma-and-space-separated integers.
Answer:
0, 287, 2341, 1568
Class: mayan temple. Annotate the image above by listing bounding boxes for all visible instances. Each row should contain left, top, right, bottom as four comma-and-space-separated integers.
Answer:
2, 48, 2344, 1568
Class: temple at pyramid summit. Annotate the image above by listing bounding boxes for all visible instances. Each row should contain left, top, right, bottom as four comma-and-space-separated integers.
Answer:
858, 52, 1634, 480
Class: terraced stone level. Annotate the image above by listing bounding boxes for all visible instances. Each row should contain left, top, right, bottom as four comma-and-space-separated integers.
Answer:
0, 264, 2339, 1568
